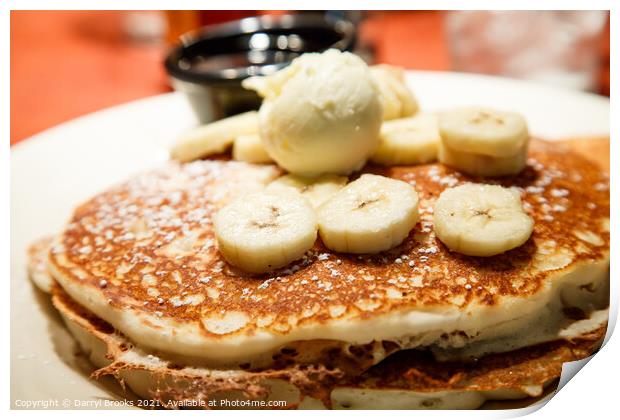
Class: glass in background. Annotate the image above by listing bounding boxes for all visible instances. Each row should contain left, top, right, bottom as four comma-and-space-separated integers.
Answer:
445, 11, 609, 92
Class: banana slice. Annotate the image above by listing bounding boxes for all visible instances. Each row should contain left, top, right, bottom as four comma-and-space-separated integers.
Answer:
171, 111, 258, 162
439, 107, 528, 157
266, 174, 348, 208
371, 113, 440, 165
370, 65, 419, 120
438, 140, 528, 177
232, 134, 274, 164
213, 192, 317, 274
318, 174, 419, 254
433, 183, 534, 257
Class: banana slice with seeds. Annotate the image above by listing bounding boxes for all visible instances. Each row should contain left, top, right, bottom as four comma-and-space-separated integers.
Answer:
232, 134, 274, 164
214, 192, 318, 274
171, 111, 258, 162
438, 140, 528, 177
318, 174, 419, 254
433, 183, 533, 257
439, 107, 528, 157
266, 174, 348, 208
371, 113, 440, 166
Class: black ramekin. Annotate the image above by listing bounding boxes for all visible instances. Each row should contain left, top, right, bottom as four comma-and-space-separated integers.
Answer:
164, 13, 356, 122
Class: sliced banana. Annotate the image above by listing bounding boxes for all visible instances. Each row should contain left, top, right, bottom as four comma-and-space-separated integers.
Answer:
213, 192, 317, 274
370, 65, 419, 120
433, 183, 534, 257
171, 111, 258, 162
266, 174, 348, 208
438, 140, 528, 177
232, 134, 274, 164
371, 113, 440, 166
318, 174, 419, 254
439, 107, 528, 157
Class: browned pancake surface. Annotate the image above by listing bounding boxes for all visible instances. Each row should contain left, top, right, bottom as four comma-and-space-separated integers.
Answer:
344, 324, 605, 394
51, 283, 605, 407
49, 139, 610, 337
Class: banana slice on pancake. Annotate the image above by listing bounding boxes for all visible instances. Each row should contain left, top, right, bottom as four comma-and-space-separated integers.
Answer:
171, 111, 259, 162
370, 65, 419, 120
371, 113, 440, 165
213, 192, 318, 274
433, 183, 534, 257
317, 174, 419, 254
266, 174, 348, 208
438, 107, 529, 157
232, 134, 274, 164
438, 140, 528, 177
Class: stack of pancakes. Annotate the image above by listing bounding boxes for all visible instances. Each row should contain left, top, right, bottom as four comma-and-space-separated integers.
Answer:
29, 138, 609, 409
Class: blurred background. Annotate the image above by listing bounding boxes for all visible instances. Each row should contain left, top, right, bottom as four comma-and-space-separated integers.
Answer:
10, 10, 610, 145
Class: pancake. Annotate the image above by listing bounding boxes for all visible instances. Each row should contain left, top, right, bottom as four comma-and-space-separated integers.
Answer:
49, 282, 606, 409
559, 137, 609, 172
46, 139, 610, 366
27, 236, 54, 293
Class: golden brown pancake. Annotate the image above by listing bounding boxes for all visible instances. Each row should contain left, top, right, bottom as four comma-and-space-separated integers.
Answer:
558, 137, 609, 172
49, 282, 606, 409
27, 236, 54, 293
46, 139, 610, 365
27, 137, 610, 409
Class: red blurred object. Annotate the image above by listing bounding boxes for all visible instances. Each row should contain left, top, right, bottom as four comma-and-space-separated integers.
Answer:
362, 11, 450, 71
198, 10, 257, 26
598, 17, 610, 96
10, 11, 170, 145
165, 11, 258, 44
10, 11, 608, 146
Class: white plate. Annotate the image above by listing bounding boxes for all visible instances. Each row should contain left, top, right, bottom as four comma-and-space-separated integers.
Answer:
10, 71, 610, 408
